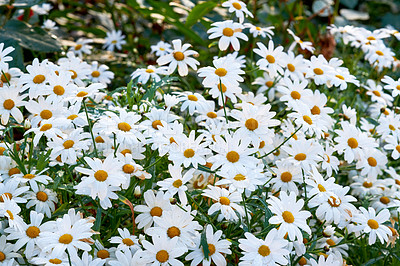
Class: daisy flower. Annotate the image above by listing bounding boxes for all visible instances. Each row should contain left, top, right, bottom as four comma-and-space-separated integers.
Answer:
139, 234, 186, 265
305, 55, 334, 85
254, 40, 285, 77
277, 77, 312, 108
12, 168, 52, 192
0, 85, 26, 125
134, 190, 173, 230
151, 41, 172, 57
110, 228, 140, 253
207, 20, 248, 51
270, 160, 303, 195
0, 235, 20, 264
230, 102, 280, 146
157, 39, 200, 76
287, 28, 315, 53
216, 167, 265, 194
19, 58, 51, 98
47, 128, 91, 165
238, 229, 290, 265
355, 148, 387, 179
222, 0, 253, 23
69, 38, 93, 57
156, 164, 195, 205
175, 91, 208, 115
253, 72, 277, 100
36, 71, 76, 103
58, 52, 92, 87
382, 75, 400, 97
364, 79, 393, 106
202, 185, 245, 222
309, 254, 342, 266
168, 131, 211, 168
146, 205, 202, 249
282, 139, 322, 172
74, 155, 126, 204
244, 23, 274, 38
103, 30, 126, 52
42, 19, 58, 31
281, 52, 309, 81
25, 96, 61, 127
353, 207, 392, 245
25, 185, 58, 218
89, 61, 114, 85
0, 43, 15, 69
131, 65, 168, 84
185, 225, 232, 266
267, 191, 312, 241
197, 56, 244, 88
0, 178, 29, 204
38, 212, 94, 257
0, 196, 25, 232
0, 64, 23, 85
384, 134, 400, 159
208, 132, 259, 176
4, 211, 51, 259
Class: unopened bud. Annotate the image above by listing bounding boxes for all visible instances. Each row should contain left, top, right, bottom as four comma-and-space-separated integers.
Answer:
134, 186, 141, 198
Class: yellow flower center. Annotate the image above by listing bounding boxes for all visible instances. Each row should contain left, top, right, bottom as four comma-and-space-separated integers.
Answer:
188, 95, 198, 101
59, 234, 73, 244
368, 219, 379, 229
151, 120, 163, 130
303, 115, 313, 125
223, 27, 234, 37
123, 164, 135, 174
206, 243, 216, 255
40, 110, 53, 120
265, 81, 273, 87
219, 196, 230, 205
173, 52, 185, 61
215, 68, 227, 77
290, 91, 301, 100
91, 70, 100, 77
26, 226, 40, 238
33, 74, 46, 84
234, 174, 246, 181
150, 206, 163, 217
367, 157, 377, 167
24, 174, 35, 179
266, 55, 275, 63
376, 50, 384, 56
232, 2, 241, 9
118, 122, 131, 132
156, 250, 169, 263
184, 148, 195, 158
218, 83, 227, 93
97, 250, 110, 259
311, 106, 321, 115
76, 91, 88, 97
53, 85, 65, 95
8, 168, 20, 176
3, 99, 15, 110
0, 147, 5, 155
1, 72, 11, 83
207, 112, 217, 118
287, 63, 295, 72
75, 44, 82, 50
63, 140, 74, 149
49, 259, 62, 264
258, 245, 271, 257
372, 90, 381, 97
313, 68, 324, 75
122, 238, 134, 246
245, 118, 258, 131
36, 191, 48, 202
70, 70, 78, 79
68, 114, 78, 120
173, 179, 182, 188
335, 74, 345, 80
318, 184, 326, 192
0, 192, 12, 202
282, 211, 295, 223
281, 172, 292, 182
226, 151, 240, 163
380, 196, 390, 204
347, 138, 358, 149
294, 153, 306, 161
326, 239, 336, 246
363, 181, 373, 188
167, 226, 181, 238
94, 170, 108, 182
145, 69, 154, 73
328, 196, 341, 207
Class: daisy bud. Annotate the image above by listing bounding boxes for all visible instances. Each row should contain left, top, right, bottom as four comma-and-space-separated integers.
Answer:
170, 198, 177, 205
24, 119, 31, 129
299, 257, 307, 265
380, 107, 386, 113
134, 186, 141, 198
356, 88, 361, 94
272, 173, 277, 178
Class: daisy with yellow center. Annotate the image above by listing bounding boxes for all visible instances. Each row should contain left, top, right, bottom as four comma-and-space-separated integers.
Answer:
207, 20, 248, 51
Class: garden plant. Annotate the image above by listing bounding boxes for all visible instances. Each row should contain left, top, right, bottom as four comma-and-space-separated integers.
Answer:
0, 0, 400, 265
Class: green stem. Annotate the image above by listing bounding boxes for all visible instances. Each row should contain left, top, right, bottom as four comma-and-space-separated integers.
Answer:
82, 100, 98, 157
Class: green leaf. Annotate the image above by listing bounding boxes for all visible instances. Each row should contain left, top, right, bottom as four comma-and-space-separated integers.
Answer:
0, 20, 61, 52
200, 230, 210, 259
0, 38, 24, 70
185, 1, 218, 27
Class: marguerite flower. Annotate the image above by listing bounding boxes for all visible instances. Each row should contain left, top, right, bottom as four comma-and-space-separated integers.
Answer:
207, 20, 248, 51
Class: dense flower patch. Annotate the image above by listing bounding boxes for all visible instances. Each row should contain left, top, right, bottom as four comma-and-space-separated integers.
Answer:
0, 0, 400, 265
